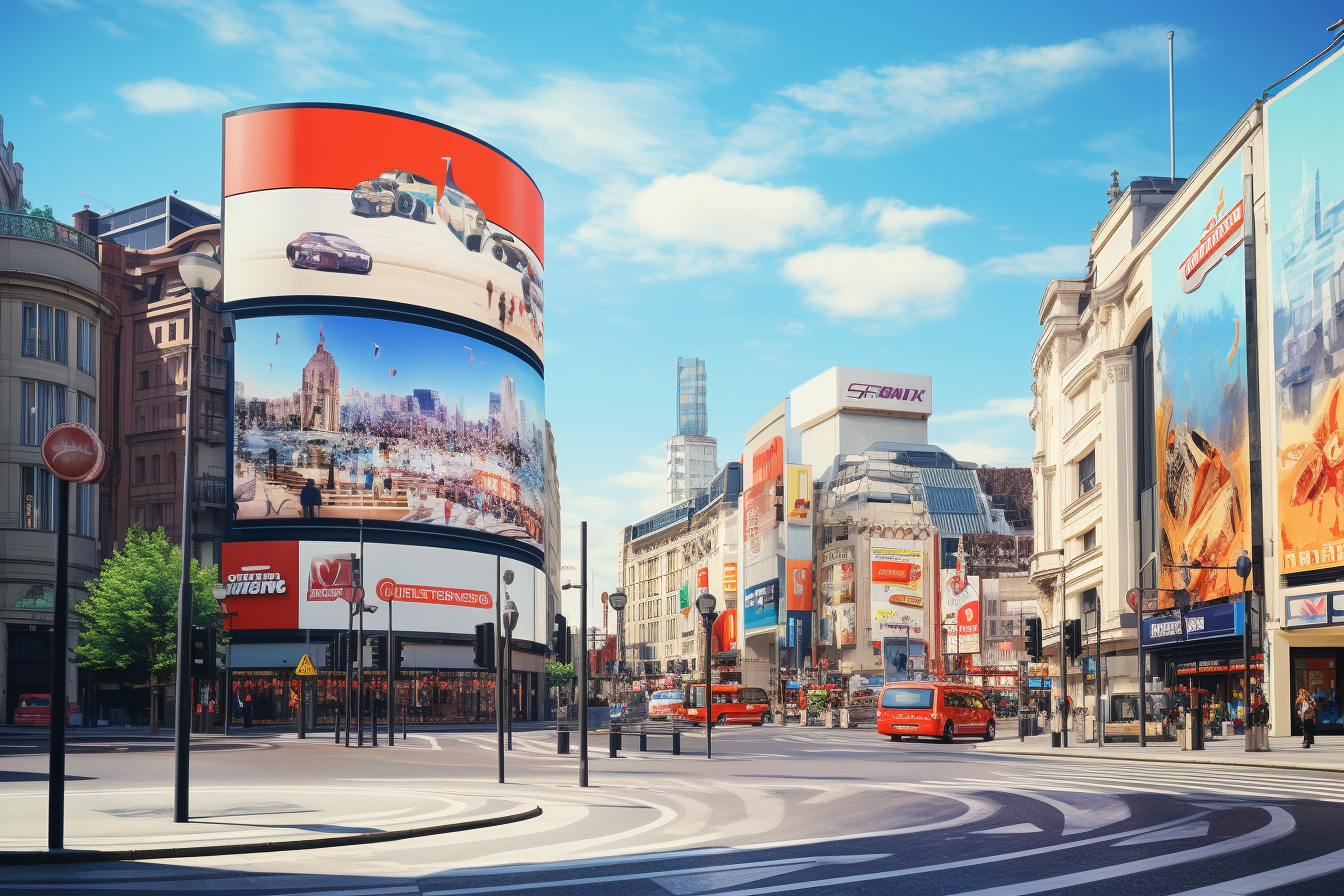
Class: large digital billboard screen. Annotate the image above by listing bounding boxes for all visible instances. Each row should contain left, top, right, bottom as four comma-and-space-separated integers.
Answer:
1151, 156, 1251, 602
222, 104, 544, 362
1267, 49, 1344, 575
232, 312, 544, 548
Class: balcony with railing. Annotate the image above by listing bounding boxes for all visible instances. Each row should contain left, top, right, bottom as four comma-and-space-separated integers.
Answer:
194, 474, 229, 508
0, 212, 98, 261
199, 353, 229, 393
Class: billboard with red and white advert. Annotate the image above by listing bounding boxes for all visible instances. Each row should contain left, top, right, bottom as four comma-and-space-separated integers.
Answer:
307, 552, 356, 602
941, 569, 981, 654
743, 478, 778, 565
220, 541, 300, 630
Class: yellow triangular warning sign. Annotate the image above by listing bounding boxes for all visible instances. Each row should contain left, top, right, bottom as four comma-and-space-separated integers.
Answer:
295, 654, 317, 676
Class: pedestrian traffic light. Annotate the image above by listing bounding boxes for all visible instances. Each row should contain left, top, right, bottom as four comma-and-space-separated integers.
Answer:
335, 631, 350, 670
190, 626, 215, 675
1064, 618, 1083, 661
552, 614, 568, 663
474, 622, 495, 669
1025, 617, 1043, 661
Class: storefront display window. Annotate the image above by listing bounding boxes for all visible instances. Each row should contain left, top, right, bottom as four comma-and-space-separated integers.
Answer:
1292, 651, 1341, 734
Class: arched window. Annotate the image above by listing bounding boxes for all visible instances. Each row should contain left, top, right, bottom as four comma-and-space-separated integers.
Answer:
168, 453, 177, 483
151, 454, 162, 483
135, 457, 145, 485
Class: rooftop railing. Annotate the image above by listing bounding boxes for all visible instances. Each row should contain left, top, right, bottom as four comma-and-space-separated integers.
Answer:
0, 212, 98, 261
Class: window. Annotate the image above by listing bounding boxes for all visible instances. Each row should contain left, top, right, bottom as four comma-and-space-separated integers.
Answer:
881, 687, 934, 709
76, 483, 96, 537
77, 393, 94, 427
1082, 527, 1097, 552
134, 505, 146, 528
21, 466, 55, 531
20, 381, 65, 445
135, 457, 146, 485
22, 303, 66, 362
1077, 450, 1096, 497
168, 453, 177, 483
989, 620, 998, 637
168, 321, 177, 341
77, 318, 95, 373
152, 455, 162, 483
154, 326, 162, 344
139, 370, 150, 391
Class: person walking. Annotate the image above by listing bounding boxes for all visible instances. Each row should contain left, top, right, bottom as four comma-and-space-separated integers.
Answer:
1298, 687, 1317, 748
299, 478, 322, 519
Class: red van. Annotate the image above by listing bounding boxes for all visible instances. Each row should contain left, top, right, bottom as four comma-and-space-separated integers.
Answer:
877, 682, 996, 743
13, 694, 77, 726
682, 684, 772, 726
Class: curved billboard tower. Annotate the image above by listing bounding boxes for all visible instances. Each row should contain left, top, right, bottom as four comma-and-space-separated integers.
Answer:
218, 104, 546, 724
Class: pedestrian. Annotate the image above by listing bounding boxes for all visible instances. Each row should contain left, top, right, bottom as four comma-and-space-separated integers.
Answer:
498, 290, 507, 328
299, 478, 322, 519
1298, 687, 1317, 748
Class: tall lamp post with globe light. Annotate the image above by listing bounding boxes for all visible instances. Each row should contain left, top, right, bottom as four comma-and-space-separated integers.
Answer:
173, 243, 221, 824
608, 590, 628, 683
697, 592, 718, 759
504, 597, 519, 750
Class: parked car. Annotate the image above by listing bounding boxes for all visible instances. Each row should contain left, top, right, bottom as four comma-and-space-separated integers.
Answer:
648, 689, 684, 720
877, 681, 996, 743
286, 232, 373, 273
351, 169, 435, 222
13, 694, 77, 726
682, 684, 772, 727
609, 690, 649, 725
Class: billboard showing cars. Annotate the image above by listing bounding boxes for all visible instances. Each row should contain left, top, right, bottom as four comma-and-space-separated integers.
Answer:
232, 312, 544, 548
222, 104, 545, 362
1151, 156, 1251, 604
1267, 49, 1344, 575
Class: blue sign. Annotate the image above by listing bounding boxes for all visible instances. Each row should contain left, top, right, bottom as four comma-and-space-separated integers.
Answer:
743, 580, 779, 633
1028, 677, 1046, 689
1142, 601, 1245, 646
1284, 593, 1344, 628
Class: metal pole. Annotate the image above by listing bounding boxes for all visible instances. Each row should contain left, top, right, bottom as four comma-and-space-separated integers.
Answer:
387, 583, 394, 745
1058, 560, 1068, 749
1097, 602, 1103, 748
705, 611, 713, 759
579, 523, 589, 787
297, 678, 306, 739
1168, 30, 1176, 180
173, 307, 197, 824
496, 555, 504, 783
357, 599, 365, 747
48, 477, 70, 850
370, 634, 379, 748
344, 607, 353, 747
1138, 589, 1147, 748
506, 624, 513, 750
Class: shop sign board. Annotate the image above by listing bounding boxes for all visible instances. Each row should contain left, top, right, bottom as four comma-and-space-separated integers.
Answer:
785, 464, 812, 523
1142, 600, 1246, 646
941, 570, 980, 654
743, 579, 779, 634
1284, 593, 1344, 628
785, 560, 812, 612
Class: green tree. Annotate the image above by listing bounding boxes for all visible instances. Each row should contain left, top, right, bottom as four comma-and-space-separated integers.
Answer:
545, 660, 574, 691
75, 526, 219, 733
20, 198, 56, 220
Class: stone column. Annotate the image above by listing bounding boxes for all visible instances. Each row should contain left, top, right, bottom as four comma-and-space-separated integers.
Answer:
1099, 346, 1136, 624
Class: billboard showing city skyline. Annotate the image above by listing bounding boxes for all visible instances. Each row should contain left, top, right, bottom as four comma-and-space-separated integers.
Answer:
1268, 48, 1344, 576
232, 312, 544, 548
222, 104, 545, 362
1151, 155, 1251, 603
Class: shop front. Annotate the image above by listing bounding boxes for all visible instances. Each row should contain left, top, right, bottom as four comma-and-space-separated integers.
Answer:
1278, 592, 1344, 736
1142, 600, 1261, 733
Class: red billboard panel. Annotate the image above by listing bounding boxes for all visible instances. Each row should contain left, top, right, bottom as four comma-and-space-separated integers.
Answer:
220, 541, 300, 629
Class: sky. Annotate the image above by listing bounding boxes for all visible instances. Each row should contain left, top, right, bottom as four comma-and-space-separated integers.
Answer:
6, 0, 1342, 620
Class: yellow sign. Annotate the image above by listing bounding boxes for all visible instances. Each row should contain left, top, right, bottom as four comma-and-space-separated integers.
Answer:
295, 654, 318, 676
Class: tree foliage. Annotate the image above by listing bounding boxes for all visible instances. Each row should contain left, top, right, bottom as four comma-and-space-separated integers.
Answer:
545, 660, 574, 691
20, 198, 56, 220
75, 526, 219, 678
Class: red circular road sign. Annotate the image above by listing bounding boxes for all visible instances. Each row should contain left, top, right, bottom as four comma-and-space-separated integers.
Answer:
40, 423, 106, 483
820, 658, 830, 670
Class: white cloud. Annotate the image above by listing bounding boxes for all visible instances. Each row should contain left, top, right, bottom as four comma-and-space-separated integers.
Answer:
627, 6, 764, 83
982, 244, 1088, 278
29, 94, 45, 106
937, 439, 1030, 466
714, 25, 1191, 176
782, 242, 965, 319
938, 397, 1034, 423
61, 103, 95, 123
96, 18, 135, 39
184, 199, 221, 218
115, 78, 229, 114
865, 198, 971, 241
417, 74, 709, 178
26, 0, 81, 11
573, 172, 842, 277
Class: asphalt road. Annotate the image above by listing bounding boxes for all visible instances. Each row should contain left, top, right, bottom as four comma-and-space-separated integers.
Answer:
3, 723, 1344, 894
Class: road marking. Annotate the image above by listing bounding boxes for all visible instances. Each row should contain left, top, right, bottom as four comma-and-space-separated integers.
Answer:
1166, 845, 1344, 894
974, 824, 1043, 834
424, 854, 888, 895
408, 734, 442, 750
1112, 821, 1209, 846
941, 782, 1131, 834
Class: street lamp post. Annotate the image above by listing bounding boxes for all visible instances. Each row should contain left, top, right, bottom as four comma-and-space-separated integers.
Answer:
212, 584, 236, 737
497, 565, 514, 782
608, 590, 628, 689
504, 598, 519, 750
561, 526, 590, 787
173, 245, 220, 824
696, 592, 717, 758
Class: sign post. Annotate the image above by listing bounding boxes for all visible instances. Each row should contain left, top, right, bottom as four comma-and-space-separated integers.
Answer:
296, 654, 317, 740
39, 423, 106, 852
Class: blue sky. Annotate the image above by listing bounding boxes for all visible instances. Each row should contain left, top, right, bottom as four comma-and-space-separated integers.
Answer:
6, 0, 1341, 606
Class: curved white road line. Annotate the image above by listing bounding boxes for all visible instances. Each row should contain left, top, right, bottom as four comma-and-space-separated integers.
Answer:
1166, 845, 1344, 895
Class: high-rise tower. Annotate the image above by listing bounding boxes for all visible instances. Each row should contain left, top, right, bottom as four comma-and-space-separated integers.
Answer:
667, 357, 717, 504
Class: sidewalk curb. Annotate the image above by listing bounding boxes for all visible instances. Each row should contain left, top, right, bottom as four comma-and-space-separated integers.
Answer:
0, 803, 542, 866
975, 744, 1344, 774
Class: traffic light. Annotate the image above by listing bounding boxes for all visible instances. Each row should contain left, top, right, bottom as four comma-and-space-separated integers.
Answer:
474, 622, 496, 669
552, 614, 568, 663
1025, 617, 1043, 661
335, 631, 351, 670
190, 626, 215, 675
367, 636, 383, 671
1063, 618, 1083, 661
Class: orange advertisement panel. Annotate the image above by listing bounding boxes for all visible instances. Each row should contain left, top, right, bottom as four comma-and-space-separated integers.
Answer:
220, 541, 300, 629
723, 563, 738, 592
712, 608, 738, 653
786, 560, 812, 612
751, 436, 783, 485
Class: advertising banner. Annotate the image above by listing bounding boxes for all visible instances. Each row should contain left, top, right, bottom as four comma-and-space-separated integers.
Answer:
821, 552, 854, 605
871, 539, 925, 646
1284, 593, 1344, 628
306, 552, 356, 602
941, 570, 980, 654
882, 637, 925, 683
231, 312, 544, 548
751, 436, 784, 485
712, 608, 738, 653
827, 602, 856, 646
785, 464, 812, 523
785, 560, 812, 612
222, 105, 544, 362
1267, 49, 1344, 574
722, 562, 738, 593
1141, 600, 1245, 646
743, 478, 778, 565
219, 540, 300, 629
1152, 155, 1251, 603
680, 582, 691, 620
743, 579, 779, 634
